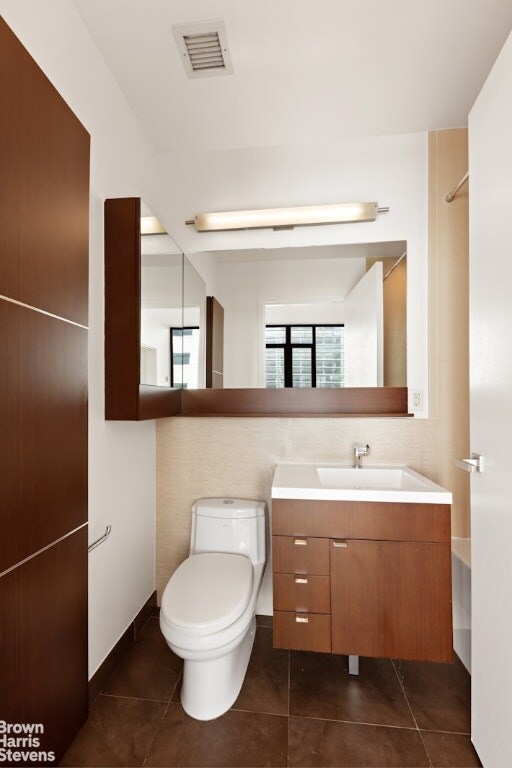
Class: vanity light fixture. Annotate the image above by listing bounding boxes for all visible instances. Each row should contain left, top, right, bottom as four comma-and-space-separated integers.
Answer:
185, 202, 389, 232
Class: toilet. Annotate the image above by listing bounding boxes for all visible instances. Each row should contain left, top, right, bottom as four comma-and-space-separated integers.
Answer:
159, 497, 267, 720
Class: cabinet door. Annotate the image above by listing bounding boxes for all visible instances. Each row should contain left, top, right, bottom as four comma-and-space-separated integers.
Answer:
331, 539, 453, 662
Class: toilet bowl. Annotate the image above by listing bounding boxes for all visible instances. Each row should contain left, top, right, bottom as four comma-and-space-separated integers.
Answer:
159, 498, 267, 720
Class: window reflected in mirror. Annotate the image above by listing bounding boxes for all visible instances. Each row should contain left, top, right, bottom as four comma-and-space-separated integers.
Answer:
265, 325, 345, 388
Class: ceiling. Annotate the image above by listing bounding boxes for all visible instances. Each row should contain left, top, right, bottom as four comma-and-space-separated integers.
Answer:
72, 0, 512, 154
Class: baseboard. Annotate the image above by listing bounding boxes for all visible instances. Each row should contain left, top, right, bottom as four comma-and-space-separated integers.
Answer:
88, 590, 157, 706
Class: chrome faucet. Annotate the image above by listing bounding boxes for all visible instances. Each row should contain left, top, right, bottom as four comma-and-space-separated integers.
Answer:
353, 443, 369, 468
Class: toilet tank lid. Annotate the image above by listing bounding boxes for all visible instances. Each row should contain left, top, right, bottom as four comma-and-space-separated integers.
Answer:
193, 498, 266, 519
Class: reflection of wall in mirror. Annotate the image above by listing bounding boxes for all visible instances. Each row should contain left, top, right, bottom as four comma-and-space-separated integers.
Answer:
140, 307, 180, 386
140, 264, 182, 387
188, 247, 406, 389
140, 344, 157, 385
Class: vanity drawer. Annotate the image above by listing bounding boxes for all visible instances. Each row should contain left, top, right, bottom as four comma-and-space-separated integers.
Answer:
273, 610, 331, 653
273, 573, 331, 613
272, 535, 330, 575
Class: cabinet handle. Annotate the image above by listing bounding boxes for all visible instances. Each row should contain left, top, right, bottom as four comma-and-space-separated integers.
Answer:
294, 575, 308, 584
333, 540, 348, 548
294, 538, 307, 546
295, 615, 309, 623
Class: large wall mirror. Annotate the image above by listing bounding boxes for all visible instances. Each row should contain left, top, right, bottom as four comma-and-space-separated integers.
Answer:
183, 240, 406, 391
105, 197, 409, 419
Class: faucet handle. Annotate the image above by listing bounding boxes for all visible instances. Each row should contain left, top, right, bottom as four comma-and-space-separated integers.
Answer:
353, 443, 369, 456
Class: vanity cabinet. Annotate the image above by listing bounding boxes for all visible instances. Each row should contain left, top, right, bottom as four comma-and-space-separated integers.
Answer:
272, 499, 453, 662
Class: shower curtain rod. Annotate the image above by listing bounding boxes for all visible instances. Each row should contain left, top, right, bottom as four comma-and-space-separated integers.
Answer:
445, 171, 469, 203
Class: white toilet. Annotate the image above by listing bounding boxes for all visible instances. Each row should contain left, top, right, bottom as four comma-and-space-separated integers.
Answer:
159, 497, 267, 720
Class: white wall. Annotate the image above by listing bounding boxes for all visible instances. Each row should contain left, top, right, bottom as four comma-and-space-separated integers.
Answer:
160, 133, 429, 411
0, 0, 165, 677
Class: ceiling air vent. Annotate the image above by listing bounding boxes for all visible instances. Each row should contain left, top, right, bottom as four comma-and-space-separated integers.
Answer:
173, 20, 233, 79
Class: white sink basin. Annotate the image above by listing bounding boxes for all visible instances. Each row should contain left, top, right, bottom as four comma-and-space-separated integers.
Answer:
272, 463, 452, 504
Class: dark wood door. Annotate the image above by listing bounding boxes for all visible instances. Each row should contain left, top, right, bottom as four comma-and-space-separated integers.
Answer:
0, 18, 89, 765
330, 539, 453, 662
0, 19, 89, 326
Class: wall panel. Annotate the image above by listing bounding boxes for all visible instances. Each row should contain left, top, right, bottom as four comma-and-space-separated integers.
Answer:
0, 17, 89, 766
0, 17, 89, 326
0, 301, 88, 573
0, 527, 88, 762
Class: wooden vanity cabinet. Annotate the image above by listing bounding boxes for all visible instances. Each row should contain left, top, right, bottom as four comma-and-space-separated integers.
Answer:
272, 499, 453, 663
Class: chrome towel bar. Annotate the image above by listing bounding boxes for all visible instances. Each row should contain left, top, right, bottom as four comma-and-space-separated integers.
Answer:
88, 525, 112, 553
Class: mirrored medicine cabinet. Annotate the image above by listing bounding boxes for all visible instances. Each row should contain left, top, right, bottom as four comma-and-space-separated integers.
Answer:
104, 197, 409, 420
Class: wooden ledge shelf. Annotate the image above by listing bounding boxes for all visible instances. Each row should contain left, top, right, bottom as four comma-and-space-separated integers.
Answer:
177, 387, 409, 418
105, 385, 410, 421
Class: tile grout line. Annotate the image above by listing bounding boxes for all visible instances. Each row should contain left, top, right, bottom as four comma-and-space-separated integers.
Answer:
392, 659, 433, 768
163, 671, 183, 718
100, 692, 169, 705
419, 726, 472, 737
284, 712, 423, 732
142, 670, 183, 767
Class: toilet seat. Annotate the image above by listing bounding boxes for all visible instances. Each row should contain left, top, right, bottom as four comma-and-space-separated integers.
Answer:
161, 552, 253, 634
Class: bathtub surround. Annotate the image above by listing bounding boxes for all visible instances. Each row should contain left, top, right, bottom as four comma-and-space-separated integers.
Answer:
156, 417, 438, 611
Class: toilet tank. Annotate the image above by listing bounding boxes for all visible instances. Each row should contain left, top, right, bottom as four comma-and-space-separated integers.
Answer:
190, 498, 267, 566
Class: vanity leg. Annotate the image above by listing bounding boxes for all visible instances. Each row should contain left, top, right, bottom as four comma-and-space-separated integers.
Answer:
348, 655, 360, 676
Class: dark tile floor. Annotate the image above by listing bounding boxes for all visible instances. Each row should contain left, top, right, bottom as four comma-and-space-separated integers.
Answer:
61, 616, 481, 768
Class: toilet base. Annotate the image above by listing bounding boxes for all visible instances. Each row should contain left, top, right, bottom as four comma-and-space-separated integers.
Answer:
180, 615, 257, 720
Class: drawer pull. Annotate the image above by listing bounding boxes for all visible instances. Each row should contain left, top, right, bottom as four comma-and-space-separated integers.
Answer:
333, 540, 348, 548
295, 615, 309, 624
294, 538, 307, 546
295, 575, 308, 584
